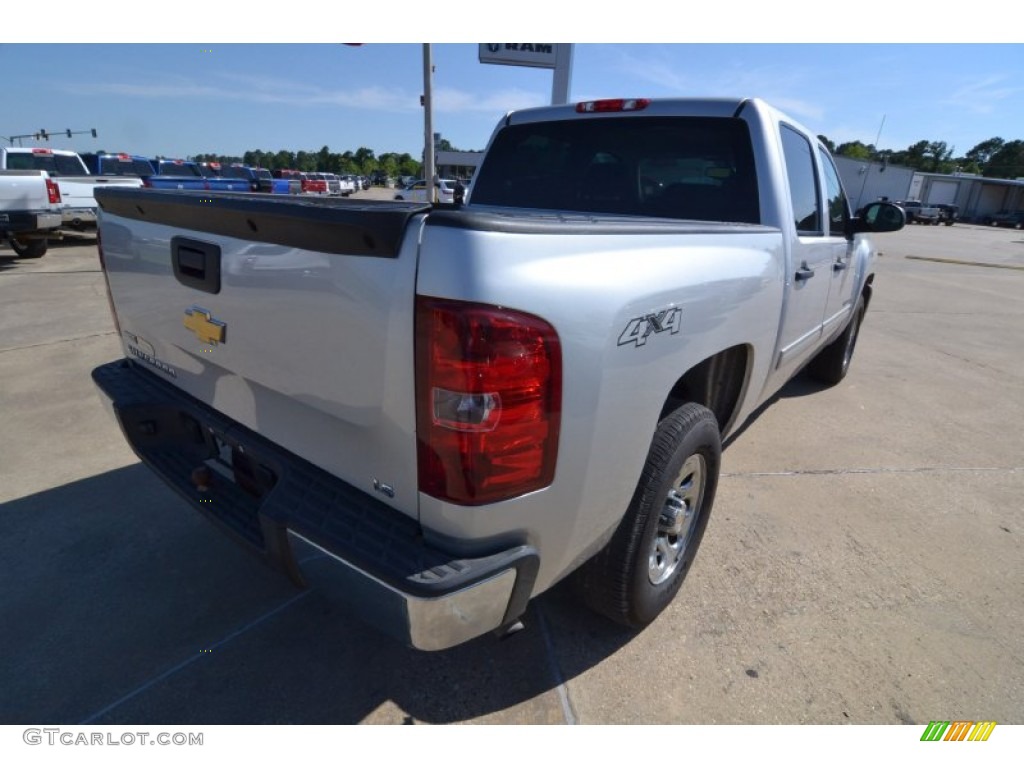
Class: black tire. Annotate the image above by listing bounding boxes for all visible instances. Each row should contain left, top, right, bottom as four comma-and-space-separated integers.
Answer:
575, 403, 721, 628
9, 236, 47, 258
807, 296, 865, 385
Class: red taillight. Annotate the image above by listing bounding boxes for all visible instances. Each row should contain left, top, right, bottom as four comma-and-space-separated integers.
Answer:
45, 178, 61, 204
32, 148, 54, 155
415, 296, 561, 506
576, 98, 650, 113
142, 177, 152, 188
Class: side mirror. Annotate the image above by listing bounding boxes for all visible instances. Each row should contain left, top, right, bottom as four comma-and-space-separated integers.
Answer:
849, 201, 905, 237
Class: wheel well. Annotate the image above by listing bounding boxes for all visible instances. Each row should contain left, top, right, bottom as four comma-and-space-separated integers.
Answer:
658, 345, 750, 434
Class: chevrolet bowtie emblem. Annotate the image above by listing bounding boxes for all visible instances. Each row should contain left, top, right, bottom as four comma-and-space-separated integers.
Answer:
183, 306, 226, 345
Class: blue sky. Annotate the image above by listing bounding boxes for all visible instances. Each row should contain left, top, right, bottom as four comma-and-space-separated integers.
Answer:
4, 42, 1022, 163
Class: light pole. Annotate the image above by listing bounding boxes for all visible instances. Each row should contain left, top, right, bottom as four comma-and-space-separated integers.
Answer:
423, 44, 436, 202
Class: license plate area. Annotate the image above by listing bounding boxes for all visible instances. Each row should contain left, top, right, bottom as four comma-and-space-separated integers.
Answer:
205, 428, 278, 501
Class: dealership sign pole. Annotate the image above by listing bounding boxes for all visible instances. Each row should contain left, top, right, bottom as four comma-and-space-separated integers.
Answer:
478, 44, 574, 105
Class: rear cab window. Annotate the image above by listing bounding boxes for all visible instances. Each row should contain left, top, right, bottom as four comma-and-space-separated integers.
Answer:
6, 152, 86, 176
470, 116, 760, 224
156, 161, 202, 177
105, 157, 155, 176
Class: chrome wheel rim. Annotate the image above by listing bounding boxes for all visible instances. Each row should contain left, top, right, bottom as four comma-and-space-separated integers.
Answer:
649, 453, 706, 585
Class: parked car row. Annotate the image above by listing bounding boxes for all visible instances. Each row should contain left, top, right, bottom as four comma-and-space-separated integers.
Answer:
393, 178, 461, 204
80, 154, 369, 198
272, 169, 361, 196
1, 147, 143, 230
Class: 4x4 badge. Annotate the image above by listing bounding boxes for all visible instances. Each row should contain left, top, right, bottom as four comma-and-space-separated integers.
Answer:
618, 307, 682, 347
184, 306, 226, 345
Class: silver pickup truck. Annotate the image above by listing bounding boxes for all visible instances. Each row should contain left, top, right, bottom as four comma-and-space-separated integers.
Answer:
896, 200, 940, 225
92, 98, 904, 650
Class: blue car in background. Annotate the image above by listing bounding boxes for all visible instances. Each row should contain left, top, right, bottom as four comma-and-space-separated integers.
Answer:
148, 159, 210, 190
197, 162, 251, 192
81, 153, 155, 178
220, 163, 275, 193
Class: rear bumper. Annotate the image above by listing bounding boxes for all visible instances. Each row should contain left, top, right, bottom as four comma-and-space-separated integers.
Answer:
0, 210, 61, 233
61, 207, 98, 226
92, 359, 538, 650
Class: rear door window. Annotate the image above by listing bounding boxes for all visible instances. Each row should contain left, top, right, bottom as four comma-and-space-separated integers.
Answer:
779, 125, 822, 235
818, 149, 849, 237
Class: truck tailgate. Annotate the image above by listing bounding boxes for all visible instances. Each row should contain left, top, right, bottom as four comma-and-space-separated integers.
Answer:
96, 189, 428, 520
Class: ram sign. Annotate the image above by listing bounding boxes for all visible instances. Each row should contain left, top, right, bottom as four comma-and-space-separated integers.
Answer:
478, 44, 559, 69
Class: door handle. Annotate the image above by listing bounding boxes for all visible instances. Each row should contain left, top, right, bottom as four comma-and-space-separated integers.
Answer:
795, 262, 815, 281
833, 260, 848, 272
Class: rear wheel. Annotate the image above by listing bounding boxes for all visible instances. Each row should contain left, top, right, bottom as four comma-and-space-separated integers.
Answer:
8, 236, 47, 259
808, 296, 865, 385
575, 402, 721, 628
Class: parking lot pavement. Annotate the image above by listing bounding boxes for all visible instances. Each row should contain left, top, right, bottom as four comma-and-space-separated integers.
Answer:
1, 224, 1021, 725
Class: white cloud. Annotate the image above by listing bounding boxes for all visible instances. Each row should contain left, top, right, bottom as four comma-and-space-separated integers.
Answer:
942, 75, 1020, 114
433, 86, 548, 113
64, 73, 418, 111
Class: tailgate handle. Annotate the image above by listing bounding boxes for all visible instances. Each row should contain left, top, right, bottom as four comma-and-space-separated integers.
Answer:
172, 237, 221, 294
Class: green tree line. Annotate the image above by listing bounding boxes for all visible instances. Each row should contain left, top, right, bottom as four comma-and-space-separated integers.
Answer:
191, 145, 423, 179
818, 135, 1024, 178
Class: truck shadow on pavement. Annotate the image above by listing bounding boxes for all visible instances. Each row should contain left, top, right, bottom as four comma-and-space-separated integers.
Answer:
0, 464, 634, 725
724, 371, 830, 450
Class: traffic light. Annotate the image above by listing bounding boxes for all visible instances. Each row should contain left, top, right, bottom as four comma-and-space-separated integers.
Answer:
39, 129, 48, 140
91, 129, 97, 138
67, 129, 72, 138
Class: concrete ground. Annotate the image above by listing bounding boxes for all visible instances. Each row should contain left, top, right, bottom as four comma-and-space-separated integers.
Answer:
0, 215, 1021, 725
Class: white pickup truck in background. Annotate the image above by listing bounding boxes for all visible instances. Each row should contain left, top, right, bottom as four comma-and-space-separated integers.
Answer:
0, 169, 63, 257
92, 97, 905, 650
0, 147, 142, 230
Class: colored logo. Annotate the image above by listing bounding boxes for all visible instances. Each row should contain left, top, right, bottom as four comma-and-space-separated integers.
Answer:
920, 721, 996, 742
183, 306, 226, 346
